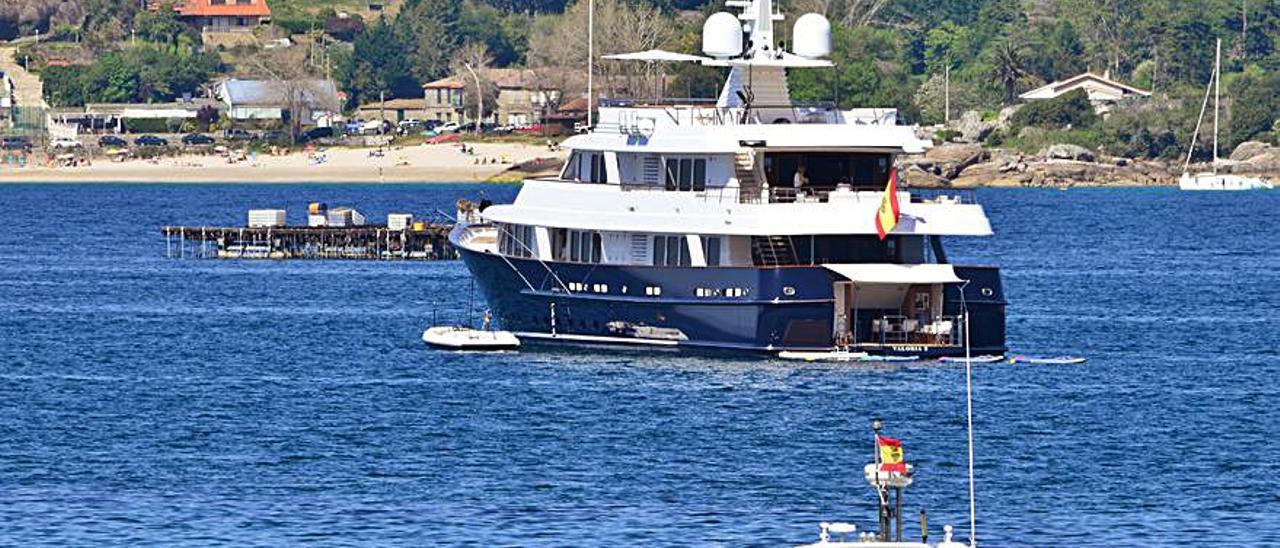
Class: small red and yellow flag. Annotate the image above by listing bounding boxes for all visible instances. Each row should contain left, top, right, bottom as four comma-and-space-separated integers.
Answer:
875, 168, 901, 240
877, 435, 906, 473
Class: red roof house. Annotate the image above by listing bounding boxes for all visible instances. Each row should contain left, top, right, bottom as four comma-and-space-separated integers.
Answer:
169, 0, 272, 31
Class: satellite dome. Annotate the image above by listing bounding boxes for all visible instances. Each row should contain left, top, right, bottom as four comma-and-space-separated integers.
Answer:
702, 12, 743, 59
792, 13, 831, 59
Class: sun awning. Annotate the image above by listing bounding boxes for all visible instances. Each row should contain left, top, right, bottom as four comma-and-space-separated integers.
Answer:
603, 49, 710, 63
823, 264, 964, 285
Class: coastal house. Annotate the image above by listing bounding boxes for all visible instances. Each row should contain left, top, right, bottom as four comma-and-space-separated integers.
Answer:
421, 68, 561, 126
171, 0, 272, 30
51, 99, 223, 133
422, 77, 465, 123
216, 79, 340, 125
354, 98, 432, 123
159, 0, 272, 47
1019, 71, 1151, 112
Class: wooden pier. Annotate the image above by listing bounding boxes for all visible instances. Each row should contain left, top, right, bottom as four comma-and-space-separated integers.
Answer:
160, 224, 458, 261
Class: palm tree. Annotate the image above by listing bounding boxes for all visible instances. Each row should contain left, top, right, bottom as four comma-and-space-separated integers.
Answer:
989, 41, 1030, 105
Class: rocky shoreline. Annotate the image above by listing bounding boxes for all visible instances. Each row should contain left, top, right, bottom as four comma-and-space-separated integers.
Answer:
903, 140, 1280, 189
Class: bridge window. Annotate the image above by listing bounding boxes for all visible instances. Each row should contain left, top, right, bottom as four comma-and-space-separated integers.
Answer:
563, 151, 607, 183
664, 157, 707, 191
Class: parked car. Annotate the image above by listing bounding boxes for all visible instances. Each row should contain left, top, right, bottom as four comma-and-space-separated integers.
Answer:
223, 128, 255, 141
436, 121, 460, 133
98, 135, 128, 148
134, 135, 168, 147
397, 119, 424, 134
344, 119, 364, 135
260, 130, 289, 144
181, 133, 215, 146
2, 135, 32, 151
50, 137, 82, 149
299, 126, 334, 143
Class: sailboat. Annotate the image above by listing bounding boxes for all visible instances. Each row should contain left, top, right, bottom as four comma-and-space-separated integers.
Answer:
1179, 39, 1274, 191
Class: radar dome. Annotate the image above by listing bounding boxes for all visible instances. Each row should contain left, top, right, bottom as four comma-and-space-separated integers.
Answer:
702, 12, 743, 59
792, 13, 831, 59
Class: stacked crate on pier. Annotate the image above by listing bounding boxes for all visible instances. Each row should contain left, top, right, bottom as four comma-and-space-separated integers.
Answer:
327, 207, 366, 227
248, 209, 286, 227
387, 213, 413, 231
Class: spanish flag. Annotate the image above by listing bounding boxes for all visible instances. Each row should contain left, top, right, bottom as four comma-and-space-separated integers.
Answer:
875, 168, 901, 240
877, 435, 906, 473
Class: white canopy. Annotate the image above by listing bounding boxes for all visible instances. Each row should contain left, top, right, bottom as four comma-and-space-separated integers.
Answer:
603, 49, 710, 63
824, 264, 964, 285
704, 52, 835, 68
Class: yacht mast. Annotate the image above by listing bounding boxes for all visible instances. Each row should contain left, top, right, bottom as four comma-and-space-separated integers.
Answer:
1213, 38, 1221, 169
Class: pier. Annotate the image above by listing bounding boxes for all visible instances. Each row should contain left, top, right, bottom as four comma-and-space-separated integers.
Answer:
160, 224, 458, 260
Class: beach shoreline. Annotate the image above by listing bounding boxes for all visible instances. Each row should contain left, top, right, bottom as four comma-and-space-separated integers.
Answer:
0, 141, 567, 184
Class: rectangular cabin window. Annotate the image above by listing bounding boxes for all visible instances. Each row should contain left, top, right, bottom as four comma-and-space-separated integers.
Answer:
701, 236, 721, 267
652, 235, 690, 267
498, 223, 537, 259
560, 229, 602, 263
664, 158, 707, 191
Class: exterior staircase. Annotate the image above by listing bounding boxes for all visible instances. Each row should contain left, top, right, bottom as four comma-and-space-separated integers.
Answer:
751, 235, 798, 267
733, 152, 762, 203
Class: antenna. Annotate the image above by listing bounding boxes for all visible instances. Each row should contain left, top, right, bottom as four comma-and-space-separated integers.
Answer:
959, 280, 978, 547
587, 0, 595, 129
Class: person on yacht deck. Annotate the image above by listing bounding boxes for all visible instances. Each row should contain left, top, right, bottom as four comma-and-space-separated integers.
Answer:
793, 164, 809, 190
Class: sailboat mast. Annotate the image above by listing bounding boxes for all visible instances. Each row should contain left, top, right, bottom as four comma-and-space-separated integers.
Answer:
1213, 38, 1221, 167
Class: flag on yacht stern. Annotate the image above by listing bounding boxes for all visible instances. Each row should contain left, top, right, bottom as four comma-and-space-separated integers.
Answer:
877, 435, 906, 473
875, 168, 901, 240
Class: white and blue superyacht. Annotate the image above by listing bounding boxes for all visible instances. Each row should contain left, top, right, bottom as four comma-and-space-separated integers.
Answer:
450, 0, 1006, 357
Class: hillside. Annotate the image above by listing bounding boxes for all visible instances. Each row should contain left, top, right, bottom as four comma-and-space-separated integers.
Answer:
4, 0, 1278, 159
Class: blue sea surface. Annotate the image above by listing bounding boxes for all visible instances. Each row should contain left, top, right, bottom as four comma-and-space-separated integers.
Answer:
0, 184, 1276, 546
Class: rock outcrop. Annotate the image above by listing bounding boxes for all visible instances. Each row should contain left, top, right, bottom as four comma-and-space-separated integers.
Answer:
910, 143, 1175, 188
1230, 141, 1271, 162
1041, 144, 1096, 162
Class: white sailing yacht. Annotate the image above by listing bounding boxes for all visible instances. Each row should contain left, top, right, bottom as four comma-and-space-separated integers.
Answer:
1179, 39, 1273, 191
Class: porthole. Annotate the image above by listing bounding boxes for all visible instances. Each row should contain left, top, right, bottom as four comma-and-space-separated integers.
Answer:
783, 286, 796, 296
981, 287, 994, 297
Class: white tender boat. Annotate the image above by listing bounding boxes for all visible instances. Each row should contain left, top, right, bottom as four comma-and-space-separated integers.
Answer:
421, 326, 520, 351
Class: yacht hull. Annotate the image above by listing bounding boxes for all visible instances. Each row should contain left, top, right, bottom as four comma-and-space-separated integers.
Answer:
458, 246, 1007, 357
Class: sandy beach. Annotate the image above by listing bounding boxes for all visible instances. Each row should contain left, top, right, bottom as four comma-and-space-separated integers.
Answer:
0, 141, 567, 183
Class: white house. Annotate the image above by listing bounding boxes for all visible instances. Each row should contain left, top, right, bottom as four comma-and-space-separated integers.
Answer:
1020, 72, 1151, 111
216, 79, 340, 124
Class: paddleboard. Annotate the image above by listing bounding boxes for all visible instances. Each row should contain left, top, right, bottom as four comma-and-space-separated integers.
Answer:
938, 355, 1005, 363
1008, 355, 1087, 365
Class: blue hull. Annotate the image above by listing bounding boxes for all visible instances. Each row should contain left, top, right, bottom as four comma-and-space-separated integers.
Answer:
458, 246, 1007, 357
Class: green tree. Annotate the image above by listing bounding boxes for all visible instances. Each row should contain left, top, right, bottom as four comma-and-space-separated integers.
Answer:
1010, 88, 1099, 130
1228, 69, 1280, 147
987, 40, 1030, 105
789, 26, 918, 121
1025, 21, 1087, 82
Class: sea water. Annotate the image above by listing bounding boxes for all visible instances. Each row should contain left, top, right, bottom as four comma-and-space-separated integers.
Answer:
0, 184, 1276, 546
